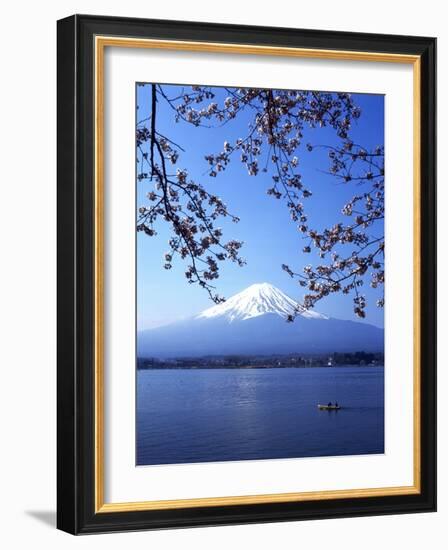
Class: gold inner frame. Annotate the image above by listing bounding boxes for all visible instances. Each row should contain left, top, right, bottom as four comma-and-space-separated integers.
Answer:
94, 36, 422, 513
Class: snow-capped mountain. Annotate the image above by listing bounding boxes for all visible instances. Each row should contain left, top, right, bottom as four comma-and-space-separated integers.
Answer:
197, 282, 327, 322
137, 283, 384, 358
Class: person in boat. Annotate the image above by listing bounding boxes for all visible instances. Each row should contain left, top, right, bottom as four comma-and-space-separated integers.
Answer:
327, 402, 332, 407
335, 402, 338, 407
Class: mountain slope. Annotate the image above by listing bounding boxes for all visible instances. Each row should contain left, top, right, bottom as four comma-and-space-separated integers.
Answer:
197, 282, 327, 322
137, 283, 383, 358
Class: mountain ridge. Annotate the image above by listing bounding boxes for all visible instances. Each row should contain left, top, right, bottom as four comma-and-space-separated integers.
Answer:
196, 282, 328, 322
137, 283, 383, 359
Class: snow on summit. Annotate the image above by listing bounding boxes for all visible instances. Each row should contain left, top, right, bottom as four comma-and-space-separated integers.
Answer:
197, 283, 328, 322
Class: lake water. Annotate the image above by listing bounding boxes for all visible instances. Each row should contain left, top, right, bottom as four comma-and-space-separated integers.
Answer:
136, 366, 384, 466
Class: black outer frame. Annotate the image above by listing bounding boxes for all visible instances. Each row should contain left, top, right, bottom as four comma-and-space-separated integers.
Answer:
57, 14, 436, 535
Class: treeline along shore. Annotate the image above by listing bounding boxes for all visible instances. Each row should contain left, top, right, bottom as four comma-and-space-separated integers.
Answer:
137, 351, 384, 370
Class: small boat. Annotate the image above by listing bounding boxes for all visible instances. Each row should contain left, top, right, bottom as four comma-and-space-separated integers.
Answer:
318, 404, 341, 410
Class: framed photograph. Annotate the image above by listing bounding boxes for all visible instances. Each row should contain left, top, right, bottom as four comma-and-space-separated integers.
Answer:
57, 14, 436, 534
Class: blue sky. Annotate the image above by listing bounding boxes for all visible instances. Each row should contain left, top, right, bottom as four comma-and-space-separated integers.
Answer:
136, 84, 384, 330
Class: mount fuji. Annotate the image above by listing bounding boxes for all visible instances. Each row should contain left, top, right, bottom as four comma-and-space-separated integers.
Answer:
137, 283, 384, 358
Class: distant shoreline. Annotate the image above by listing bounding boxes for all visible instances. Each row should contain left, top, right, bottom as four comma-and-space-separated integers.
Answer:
137, 363, 384, 370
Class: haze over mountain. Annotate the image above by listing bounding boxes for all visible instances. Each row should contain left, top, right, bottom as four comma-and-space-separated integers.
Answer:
137, 283, 384, 358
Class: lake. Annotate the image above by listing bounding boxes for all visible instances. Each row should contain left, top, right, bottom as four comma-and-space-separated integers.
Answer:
136, 366, 384, 466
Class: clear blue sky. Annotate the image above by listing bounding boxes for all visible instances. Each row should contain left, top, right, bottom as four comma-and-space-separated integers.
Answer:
136, 84, 384, 330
